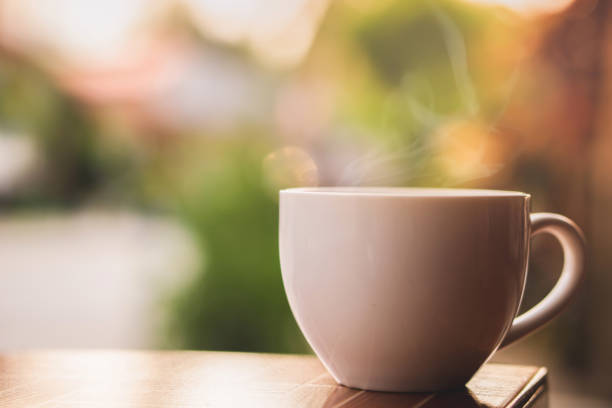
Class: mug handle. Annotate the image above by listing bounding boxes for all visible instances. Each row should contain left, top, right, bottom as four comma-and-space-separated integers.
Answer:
500, 212, 586, 348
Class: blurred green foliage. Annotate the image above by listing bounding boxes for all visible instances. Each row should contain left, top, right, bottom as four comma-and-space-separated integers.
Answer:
0, 0, 588, 363
156, 141, 306, 352
0, 0, 515, 354
0, 57, 135, 206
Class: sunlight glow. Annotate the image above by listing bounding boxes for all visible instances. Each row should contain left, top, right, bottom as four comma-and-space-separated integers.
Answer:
183, 0, 330, 68
461, 0, 576, 15
0, 0, 329, 69
0, 0, 163, 66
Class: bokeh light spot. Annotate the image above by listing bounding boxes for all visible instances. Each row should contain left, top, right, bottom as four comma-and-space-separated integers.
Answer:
263, 146, 319, 191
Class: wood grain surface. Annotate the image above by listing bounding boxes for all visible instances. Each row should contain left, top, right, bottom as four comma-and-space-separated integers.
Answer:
0, 350, 547, 407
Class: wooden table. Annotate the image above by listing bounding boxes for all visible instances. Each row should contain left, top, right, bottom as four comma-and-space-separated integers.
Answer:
0, 350, 547, 407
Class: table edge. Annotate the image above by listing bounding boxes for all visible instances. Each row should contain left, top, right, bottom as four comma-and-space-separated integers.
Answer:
506, 367, 548, 408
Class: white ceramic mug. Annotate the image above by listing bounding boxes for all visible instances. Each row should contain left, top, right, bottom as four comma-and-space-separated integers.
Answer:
279, 187, 585, 392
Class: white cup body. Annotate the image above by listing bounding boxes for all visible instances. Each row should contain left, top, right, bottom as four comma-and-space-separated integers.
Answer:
279, 187, 530, 391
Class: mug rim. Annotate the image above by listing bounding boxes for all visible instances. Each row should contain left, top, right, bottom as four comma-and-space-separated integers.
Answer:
280, 187, 530, 198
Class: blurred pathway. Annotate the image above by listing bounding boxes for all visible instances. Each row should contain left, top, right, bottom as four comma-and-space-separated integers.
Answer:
0, 211, 199, 349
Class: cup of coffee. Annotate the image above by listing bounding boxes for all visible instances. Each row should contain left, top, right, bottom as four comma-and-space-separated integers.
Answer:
279, 187, 585, 392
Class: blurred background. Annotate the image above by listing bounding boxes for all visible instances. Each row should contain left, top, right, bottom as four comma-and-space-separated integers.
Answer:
0, 0, 610, 406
